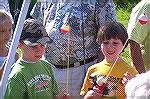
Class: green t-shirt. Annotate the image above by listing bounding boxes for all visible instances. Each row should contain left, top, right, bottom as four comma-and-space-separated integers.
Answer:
4, 59, 58, 99
127, 0, 150, 70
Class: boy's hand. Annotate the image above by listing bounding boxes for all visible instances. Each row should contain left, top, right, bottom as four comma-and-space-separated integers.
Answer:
84, 90, 102, 99
84, 80, 107, 99
122, 72, 133, 85
93, 86, 103, 96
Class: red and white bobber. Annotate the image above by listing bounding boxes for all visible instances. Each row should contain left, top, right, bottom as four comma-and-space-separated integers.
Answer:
138, 13, 148, 25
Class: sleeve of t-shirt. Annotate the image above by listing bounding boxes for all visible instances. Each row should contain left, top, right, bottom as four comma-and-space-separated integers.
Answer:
4, 72, 26, 99
128, 66, 139, 77
80, 66, 93, 96
95, 0, 116, 28
127, 1, 150, 44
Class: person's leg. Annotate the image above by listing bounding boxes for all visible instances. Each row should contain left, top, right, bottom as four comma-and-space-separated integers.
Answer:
50, 59, 97, 98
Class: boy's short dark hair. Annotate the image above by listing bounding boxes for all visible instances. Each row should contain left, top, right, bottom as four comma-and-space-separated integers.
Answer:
97, 21, 128, 46
20, 18, 52, 46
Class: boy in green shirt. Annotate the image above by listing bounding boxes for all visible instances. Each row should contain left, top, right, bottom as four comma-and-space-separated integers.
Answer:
4, 19, 58, 99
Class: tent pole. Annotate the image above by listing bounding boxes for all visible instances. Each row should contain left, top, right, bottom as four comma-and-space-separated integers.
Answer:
0, 0, 30, 98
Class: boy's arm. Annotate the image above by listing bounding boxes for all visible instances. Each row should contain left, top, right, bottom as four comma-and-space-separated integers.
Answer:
128, 40, 145, 73
80, 68, 93, 96
83, 90, 102, 99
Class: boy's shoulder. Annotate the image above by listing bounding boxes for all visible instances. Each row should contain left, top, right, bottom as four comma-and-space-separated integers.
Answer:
39, 59, 51, 66
120, 60, 139, 75
8, 59, 52, 80
88, 60, 106, 70
39, 59, 53, 70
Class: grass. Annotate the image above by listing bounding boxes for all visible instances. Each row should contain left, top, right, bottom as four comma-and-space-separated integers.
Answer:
116, 1, 136, 27
116, 7, 131, 27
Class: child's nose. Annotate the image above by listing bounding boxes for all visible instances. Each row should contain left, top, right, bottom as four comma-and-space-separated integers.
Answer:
107, 43, 113, 48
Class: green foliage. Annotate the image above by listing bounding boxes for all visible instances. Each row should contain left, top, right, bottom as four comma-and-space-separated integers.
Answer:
8, 0, 37, 26
116, 7, 130, 28
120, 48, 131, 64
115, 1, 139, 64
115, 1, 138, 27
114, 0, 139, 10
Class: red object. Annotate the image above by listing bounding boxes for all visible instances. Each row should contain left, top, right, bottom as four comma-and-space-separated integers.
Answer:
93, 82, 106, 96
97, 82, 106, 92
138, 13, 148, 25
60, 24, 70, 34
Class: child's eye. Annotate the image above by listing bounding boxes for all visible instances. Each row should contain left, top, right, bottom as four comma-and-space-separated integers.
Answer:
113, 42, 119, 45
9, 28, 12, 32
103, 41, 109, 44
30, 46, 38, 48
30, 44, 46, 48
1, 30, 5, 33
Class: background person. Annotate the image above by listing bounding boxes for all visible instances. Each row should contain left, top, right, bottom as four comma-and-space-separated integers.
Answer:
30, 0, 116, 97
127, 0, 150, 73
0, 10, 16, 80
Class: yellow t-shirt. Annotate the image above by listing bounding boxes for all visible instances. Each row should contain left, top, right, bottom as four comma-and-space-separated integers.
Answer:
80, 59, 138, 99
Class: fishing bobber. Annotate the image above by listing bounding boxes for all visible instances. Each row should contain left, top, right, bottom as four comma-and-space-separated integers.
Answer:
138, 13, 148, 25
89, 75, 107, 95
96, 76, 105, 86
60, 24, 70, 34
96, 76, 106, 92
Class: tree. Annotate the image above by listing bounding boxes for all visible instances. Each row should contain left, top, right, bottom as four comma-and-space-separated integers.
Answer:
8, 0, 37, 27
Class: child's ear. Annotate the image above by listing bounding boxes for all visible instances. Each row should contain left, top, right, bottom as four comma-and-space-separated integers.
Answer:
18, 42, 22, 48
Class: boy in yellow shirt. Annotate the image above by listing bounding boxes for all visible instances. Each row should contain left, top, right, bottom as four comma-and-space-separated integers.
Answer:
80, 21, 138, 99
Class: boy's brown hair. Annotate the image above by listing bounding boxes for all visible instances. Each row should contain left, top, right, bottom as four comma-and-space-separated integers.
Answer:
97, 21, 128, 48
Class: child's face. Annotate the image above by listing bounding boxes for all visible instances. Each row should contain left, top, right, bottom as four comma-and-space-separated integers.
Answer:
21, 43, 46, 62
0, 19, 12, 45
101, 38, 123, 62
